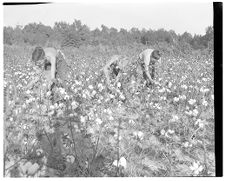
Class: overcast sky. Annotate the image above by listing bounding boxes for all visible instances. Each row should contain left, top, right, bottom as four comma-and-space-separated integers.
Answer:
3, 2, 213, 35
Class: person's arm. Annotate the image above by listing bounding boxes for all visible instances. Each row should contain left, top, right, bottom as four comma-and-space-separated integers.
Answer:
103, 66, 111, 85
114, 71, 122, 84
144, 57, 155, 84
47, 56, 56, 81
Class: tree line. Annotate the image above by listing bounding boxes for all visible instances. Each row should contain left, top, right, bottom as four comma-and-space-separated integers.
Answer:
4, 19, 213, 54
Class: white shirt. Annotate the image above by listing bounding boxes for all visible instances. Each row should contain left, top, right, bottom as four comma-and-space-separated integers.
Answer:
139, 49, 156, 82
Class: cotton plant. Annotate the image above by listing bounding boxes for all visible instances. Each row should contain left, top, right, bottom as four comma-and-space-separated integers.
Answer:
4, 46, 215, 177
195, 119, 207, 129
190, 161, 204, 176
19, 161, 40, 176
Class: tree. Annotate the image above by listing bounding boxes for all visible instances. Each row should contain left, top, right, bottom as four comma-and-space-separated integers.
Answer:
130, 27, 141, 43
4, 27, 13, 45
180, 32, 193, 44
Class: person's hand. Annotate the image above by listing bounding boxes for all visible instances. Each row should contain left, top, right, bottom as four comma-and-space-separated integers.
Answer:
52, 78, 57, 84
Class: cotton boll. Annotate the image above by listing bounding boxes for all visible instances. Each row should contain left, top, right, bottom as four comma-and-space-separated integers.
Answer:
113, 157, 127, 169
27, 163, 40, 175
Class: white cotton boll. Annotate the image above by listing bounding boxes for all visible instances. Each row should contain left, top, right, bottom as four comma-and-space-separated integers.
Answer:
109, 116, 114, 121
91, 90, 97, 96
119, 94, 125, 100
64, 95, 70, 100
54, 103, 58, 109
129, 120, 135, 125
60, 88, 66, 94
133, 131, 144, 140
98, 83, 104, 91
71, 101, 78, 109
87, 127, 95, 134
19, 162, 28, 174
57, 109, 64, 117
113, 160, 118, 167
109, 94, 115, 99
26, 90, 31, 94
172, 115, 179, 121
159, 88, 165, 93
36, 149, 43, 156
82, 93, 87, 98
173, 97, 180, 102
181, 95, 186, 100
190, 161, 204, 175
119, 157, 127, 168
49, 105, 55, 110
192, 109, 199, 117
167, 129, 175, 134
23, 161, 33, 173
27, 163, 39, 175
183, 142, 189, 148
185, 110, 193, 116
96, 118, 102, 125
181, 85, 188, 89
160, 96, 166, 101
202, 100, 208, 106
114, 134, 122, 140
200, 87, 204, 92
211, 94, 214, 100
80, 116, 86, 123
107, 108, 112, 114
133, 131, 138, 137
59, 103, 64, 108
195, 119, 206, 129
188, 99, 196, 105
46, 91, 51, 97
66, 155, 75, 163
137, 131, 144, 140
202, 78, 207, 82
199, 122, 204, 129
160, 129, 165, 135
25, 99, 30, 104
88, 85, 94, 89
168, 82, 172, 88
195, 119, 201, 125
113, 157, 127, 169
131, 80, 136, 84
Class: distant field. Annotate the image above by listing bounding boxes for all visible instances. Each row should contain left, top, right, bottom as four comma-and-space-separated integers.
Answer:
4, 44, 214, 177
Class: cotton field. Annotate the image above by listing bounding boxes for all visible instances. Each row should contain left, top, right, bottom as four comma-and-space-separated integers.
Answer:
4, 45, 214, 177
